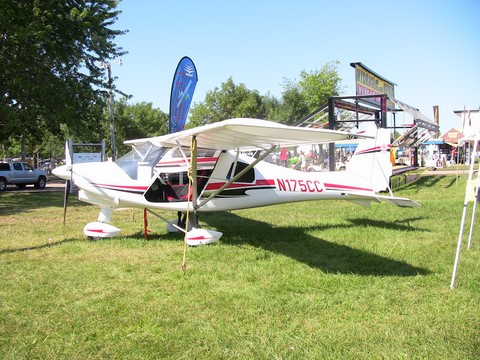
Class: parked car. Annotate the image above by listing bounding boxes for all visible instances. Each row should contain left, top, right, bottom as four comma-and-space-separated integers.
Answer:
0, 161, 48, 191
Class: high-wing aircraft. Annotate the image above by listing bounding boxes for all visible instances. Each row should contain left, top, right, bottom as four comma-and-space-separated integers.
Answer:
53, 118, 420, 246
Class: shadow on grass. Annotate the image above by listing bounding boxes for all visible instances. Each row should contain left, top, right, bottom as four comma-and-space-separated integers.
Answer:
201, 211, 430, 277
0, 191, 85, 216
347, 216, 429, 232
0, 238, 80, 255
401, 175, 458, 191
1, 191, 430, 277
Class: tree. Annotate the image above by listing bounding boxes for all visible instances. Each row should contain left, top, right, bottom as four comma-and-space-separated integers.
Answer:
183, 62, 344, 127
188, 78, 276, 127
272, 61, 343, 125
0, 0, 127, 152
112, 100, 168, 156
298, 61, 343, 112
273, 79, 310, 124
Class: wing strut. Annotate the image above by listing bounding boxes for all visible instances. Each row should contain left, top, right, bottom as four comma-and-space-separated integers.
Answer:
180, 135, 223, 249
196, 145, 278, 209
189, 135, 199, 227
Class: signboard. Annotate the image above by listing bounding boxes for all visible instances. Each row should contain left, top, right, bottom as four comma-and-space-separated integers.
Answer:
455, 109, 480, 138
73, 153, 102, 163
351, 62, 395, 109
441, 128, 463, 144
433, 105, 439, 125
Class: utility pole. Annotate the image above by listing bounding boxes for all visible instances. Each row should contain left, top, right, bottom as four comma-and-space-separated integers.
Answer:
106, 63, 116, 161
100, 59, 122, 161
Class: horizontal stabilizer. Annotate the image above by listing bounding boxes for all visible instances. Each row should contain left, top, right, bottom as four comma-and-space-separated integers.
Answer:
346, 193, 421, 208
348, 198, 380, 207
377, 195, 421, 207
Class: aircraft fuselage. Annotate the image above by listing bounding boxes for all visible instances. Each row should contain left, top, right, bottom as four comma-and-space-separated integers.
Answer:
57, 147, 375, 213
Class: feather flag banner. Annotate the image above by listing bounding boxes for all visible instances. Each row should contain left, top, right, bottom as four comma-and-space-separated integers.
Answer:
169, 57, 198, 133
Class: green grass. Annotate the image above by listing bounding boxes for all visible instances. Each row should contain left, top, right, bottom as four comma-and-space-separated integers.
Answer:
1, 175, 479, 359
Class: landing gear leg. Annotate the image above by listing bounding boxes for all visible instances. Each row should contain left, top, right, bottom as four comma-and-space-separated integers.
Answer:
192, 210, 199, 228
177, 211, 190, 229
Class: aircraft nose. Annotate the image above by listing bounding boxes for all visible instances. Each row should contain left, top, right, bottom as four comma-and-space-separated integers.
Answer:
52, 165, 71, 180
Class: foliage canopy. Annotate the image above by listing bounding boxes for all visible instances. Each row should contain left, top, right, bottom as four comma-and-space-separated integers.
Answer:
0, 0, 343, 162
189, 61, 343, 127
188, 77, 278, 128
0, 0, 127, 150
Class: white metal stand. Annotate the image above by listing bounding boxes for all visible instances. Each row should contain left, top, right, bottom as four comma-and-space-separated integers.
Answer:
450, 134, 479, 289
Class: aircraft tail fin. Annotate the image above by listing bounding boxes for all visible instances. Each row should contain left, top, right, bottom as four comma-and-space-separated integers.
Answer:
346, 127, 393, 193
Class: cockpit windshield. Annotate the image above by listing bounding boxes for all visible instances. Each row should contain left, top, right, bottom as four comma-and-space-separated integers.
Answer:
115, 142, 168, 179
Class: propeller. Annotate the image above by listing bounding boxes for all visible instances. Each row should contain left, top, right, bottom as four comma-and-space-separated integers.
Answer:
62, 177, 71, 225
62, 141, 73, 225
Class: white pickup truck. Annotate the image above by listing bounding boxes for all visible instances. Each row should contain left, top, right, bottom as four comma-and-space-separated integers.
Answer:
0, 161, 48, 191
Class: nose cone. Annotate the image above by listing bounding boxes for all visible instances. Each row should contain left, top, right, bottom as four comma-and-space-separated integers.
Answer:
52, 165, 71, 180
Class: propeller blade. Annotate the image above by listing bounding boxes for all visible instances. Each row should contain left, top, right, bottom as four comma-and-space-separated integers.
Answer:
65, 141, 72, 171
62, 141, 73, 225
63, 179, 70, 226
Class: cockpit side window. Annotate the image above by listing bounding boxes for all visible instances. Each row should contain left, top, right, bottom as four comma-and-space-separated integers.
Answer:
115, 142, 167, 180
171, 147, 217, 159
144, 169, 213, 203
227, 161, 255, 183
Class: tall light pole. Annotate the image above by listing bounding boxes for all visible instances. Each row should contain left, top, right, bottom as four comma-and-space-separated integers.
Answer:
100, 60, 121, 161
106, 63, 116, 161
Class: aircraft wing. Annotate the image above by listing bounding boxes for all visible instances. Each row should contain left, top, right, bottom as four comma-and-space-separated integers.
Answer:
125, 118, 359, 150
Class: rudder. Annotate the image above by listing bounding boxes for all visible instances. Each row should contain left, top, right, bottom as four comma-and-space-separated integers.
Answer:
346, 127, 392, 193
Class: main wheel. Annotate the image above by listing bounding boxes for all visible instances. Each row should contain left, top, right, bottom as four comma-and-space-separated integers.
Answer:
34, 176, 47, 189
0, 178, 6, 191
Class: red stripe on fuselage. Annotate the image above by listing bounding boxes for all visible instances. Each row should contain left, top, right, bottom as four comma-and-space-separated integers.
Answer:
94, 183, 149, 191
324, 183, 373, 192
356, 144, 390, 155
205, 179, 275, 191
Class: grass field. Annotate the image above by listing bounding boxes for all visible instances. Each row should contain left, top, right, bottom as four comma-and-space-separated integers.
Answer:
1, 175, 479, 359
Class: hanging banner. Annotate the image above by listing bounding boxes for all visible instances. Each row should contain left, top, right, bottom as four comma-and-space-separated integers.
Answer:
169, 57, 198, 133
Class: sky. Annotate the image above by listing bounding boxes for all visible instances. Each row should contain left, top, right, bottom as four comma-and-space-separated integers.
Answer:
111, 0, 480, 134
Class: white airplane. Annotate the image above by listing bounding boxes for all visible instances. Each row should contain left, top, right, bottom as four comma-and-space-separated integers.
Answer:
53, 118, 420, 246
